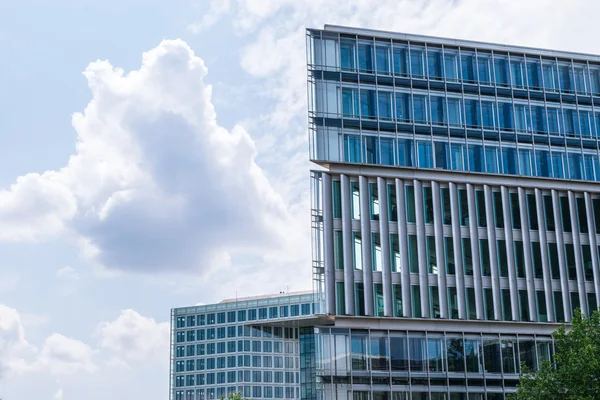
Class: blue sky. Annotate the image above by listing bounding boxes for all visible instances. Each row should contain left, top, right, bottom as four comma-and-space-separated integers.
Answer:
0, 0, 599, 399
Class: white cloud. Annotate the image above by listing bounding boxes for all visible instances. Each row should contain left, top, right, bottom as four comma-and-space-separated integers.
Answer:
97, 309, 169, 363
0, 39, 302, 275
0, 305, 34, 378
56, 266, 79, 280
188, 0, 232, 33
54, 388, 64, 400
33, 334, 96, 375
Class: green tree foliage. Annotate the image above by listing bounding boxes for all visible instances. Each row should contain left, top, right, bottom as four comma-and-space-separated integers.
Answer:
511, 309, 600, 400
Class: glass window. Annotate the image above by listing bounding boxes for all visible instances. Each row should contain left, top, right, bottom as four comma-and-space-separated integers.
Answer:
466, 287, 477, 320
353, 232, 362, 270
459, 189, 469, 226
447, 286, 458, 319
358, 42, 374, 73
390, 336, 408, 371
441, 188, 451, 225
393, 44, 409, 76
483, 338, 502, 373
340, 40, 356, 71
450, 142, 467, 171
531, 242, 543, 279
501, 339, 518, 374
577, 197, 588, 233
390, 234, 400, 272
510, 192, 521, 229
468, 144, 484, 172
569, 152, 584, 180
565, 243, 577, 280
560, 196, 571, 232
430, 285, 440, 318
502, 289, 512, 321
552, 151, 566, 179
334, 231, 344, 270
462, 238, 473, 276
554, 291, 565, 322
351, 181, 360, 219
514, 240, 526, 278
411, 285, 422, 318
476, 190, 486, 227
464, 338, 482, 372
408, 335, 426, 371
493, 191, 504, 228
427, 236, 437, 274
497, 240, 508, 277
527, 59, 542, 89
363, 136, 379, 164
445, 237, 455, 275
543, 195, 555, 231
446, 337, 465, 372
461, 51, 476, 83
434, 141, 449, 169
448, 98, 463, 127
371, 336, 389, 370
397, 138, 414, 167
374, 283, 384, 316
494, 55, 510, 86
543, 61, 559, 92
406, 185, 416, 223
410, 46, 426, 78
518, 290, 529, 321
408, 235, 418, 273
380, 137, 394, 166
503, 147, 518, 175
355, 283, 365, 316
527, 193, 538, 230
417, 141, 433, 168
480, 239, 491, 277
484, 288, 494, 320
519, 338, 536, 371
369, 182, 379, 220
393, 284, 403, 317
375, 42, 391, 75
582, 244, 594, 282
423, 186, 433, 224
548, 242, 561, 280
521, 149, 533, 176
336, 282, 345, 315
536, 149, 551, 177
537, 290, 548, 322
511, 57, 525, 88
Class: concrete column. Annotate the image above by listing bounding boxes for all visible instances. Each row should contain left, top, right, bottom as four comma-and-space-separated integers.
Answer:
467, 184, 484, 319
518, 188, 537, 322
432, 181, 448, 319
501, 186, 520, 321
322, 173, 336, 315
396, 179, 412, 317
414, 179, 430, 318
552, 190, 571, 322
377, 177, 393, 317
340, 174, 355, 315
568, 191, 588, 316
484, 185, 501, 320
359, 176, 374, 316
535, 189, 554, 322
449, 182, 466, 319
584, 193, 600, 310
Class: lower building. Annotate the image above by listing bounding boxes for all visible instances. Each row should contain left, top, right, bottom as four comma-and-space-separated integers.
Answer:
170, 291, 318, 400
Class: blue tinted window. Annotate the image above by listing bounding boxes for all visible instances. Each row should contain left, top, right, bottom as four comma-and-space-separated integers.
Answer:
477, 53, 493, 84
502, 147, 518, 175
430, 95, 446, 125
511, 58, 525, 87
393, 44, 409, 76
447, 98, 462, 126
410, 46, 425, 77
552, 151, 565, 178
363, 136, 378, 164
485, 146, 499, 173
494, 56, 509, 86
536, 150, 551, 177
461, 52, 476, 82
481, 101, 496, 128
519, 149, 533, 176
558, 63, 573, 92
395, 92, 411, 122
464, 99, 479, 128
375, 42, 391, 74
468, 144, 484, 172
444, 50, 459, 81
569, 152, 583, 180
359, 89, 376, 118
584, 154, 600, 181
498, 102, 513, 130
377, 91, 392, 120
340, 40, 356, 71
514, 104, 531, 132
527, 60, 542, 89
531, 105, 546, 133
543, 62, 560, 92
427, 49, 443, 79
417, 141, 433, 168
397, 139, 414, 167
344, 135, 361, 163
434, 142, 449, 169
380, 138, 394, 166
342, 88, 359, 117
358, 42, 374, 73
450, 143, 467, 171
413, 95, 428, 123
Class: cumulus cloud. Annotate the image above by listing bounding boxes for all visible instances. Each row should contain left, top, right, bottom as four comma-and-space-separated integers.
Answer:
56, 266, 79, 280
0, 39, 299, 274
97, 309, 169, 363
0, 304, 168, 378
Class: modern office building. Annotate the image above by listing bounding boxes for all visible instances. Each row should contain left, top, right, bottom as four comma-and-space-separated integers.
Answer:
304, 25, 600, 399
170, 291, 318, 400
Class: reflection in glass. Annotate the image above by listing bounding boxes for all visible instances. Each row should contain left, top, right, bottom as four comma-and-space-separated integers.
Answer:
390, 336, 409, 371
446, 338, 465, 372
464, 338, 482, 373
427, 337, 445, 372
409, 335, 427, 372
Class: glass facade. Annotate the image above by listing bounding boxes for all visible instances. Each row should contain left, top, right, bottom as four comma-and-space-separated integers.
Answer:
307, 25, 600, 400
308, 29, 600, 183
170, 293, 317, 400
